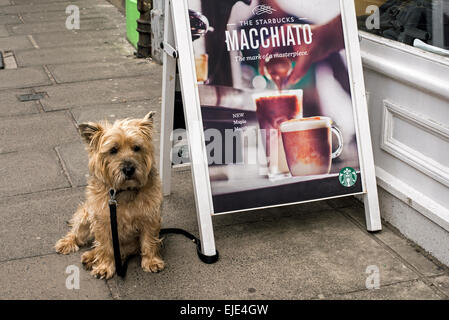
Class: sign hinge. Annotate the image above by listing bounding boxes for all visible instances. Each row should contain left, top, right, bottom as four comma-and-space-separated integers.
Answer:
160, 42, 178, 59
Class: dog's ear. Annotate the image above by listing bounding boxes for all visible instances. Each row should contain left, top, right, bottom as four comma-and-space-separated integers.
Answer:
143, 111, 156, 122
78, 122, 104, 147
140, 111, 155, 134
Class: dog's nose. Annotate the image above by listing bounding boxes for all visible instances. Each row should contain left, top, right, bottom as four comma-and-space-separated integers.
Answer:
122, 165, 135, 178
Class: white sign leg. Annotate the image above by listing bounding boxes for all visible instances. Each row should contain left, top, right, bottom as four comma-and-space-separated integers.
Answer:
341, 0, 382, 232
167, 0, 217, 256
159, 0, 176, 197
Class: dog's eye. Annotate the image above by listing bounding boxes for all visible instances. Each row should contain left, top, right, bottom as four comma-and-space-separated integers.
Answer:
110, 147, 118, 155
133, 146, 141, 152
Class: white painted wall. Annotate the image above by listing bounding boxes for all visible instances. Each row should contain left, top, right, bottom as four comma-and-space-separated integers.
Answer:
360, 31, 449, 266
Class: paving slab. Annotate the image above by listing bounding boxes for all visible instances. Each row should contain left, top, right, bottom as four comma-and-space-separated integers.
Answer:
12, 0, 79, 3
326, 195, 362, 209
109, 204, 420, 299
0, 188, 84, 261
55, 142, 88, 187
15, 44, 133, 67
0, 13, 20, 24
0, 253, 112, 299
341, 206, 445, 277
329, 280, 442, 300
12, 0, 91, 5
0, 112, 80, 153
6, 18, 118, 35
47, 58, 160, 84
0, 24, 8, 36
0, 35, 33, 50
0, 89, 38, 117
0, 66, 52, 89
20, 5, 122, 23
432, 275, 449, 297
0, 0, 103, 14
40, 75, 162, 111
0, 150, 70, 198
160, 171, 199, 232
30, 29, 126, 49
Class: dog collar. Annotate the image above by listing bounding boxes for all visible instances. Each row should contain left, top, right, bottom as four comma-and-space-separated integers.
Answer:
109, 187, 139, 196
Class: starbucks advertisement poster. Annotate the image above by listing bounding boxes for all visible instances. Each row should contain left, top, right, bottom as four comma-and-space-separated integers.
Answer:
186, 0, 364, 214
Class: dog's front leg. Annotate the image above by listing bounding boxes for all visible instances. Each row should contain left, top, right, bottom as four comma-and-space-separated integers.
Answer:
140, 224, 165, 273
55, 204, 92, 254
90, 221, 116, 279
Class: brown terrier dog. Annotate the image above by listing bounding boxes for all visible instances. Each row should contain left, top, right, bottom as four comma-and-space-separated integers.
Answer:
55, 112, 164, 279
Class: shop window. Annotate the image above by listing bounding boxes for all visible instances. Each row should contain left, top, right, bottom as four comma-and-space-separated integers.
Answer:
355, 0, 449, 56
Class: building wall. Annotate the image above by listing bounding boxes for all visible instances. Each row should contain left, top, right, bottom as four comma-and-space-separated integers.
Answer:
379, 187, 449, 266
360, 32, 449, 266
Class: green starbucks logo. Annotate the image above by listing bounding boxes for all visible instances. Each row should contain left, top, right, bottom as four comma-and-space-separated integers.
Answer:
339, 167, 357, 187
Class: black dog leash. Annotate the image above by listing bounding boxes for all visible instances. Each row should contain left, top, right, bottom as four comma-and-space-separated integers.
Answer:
108, 189, 127, 277
108, 189, 219, 278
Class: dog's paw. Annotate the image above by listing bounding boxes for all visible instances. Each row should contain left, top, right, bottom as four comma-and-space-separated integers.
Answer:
141, 256, 165, 273
81, 250, 96, 270
91, 263, 115, 280
55, 236, 79, 254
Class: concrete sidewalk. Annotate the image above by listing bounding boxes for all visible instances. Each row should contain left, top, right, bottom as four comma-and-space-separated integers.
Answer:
1, 0, 449, 300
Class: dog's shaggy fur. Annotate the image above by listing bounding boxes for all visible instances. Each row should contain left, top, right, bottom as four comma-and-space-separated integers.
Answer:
55, 112, 164, 279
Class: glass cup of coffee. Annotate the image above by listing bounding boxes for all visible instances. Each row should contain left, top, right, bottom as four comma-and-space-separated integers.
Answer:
253, 90, 303, 179
280, 117, 343, 177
